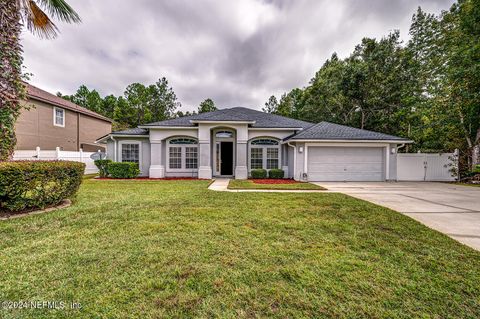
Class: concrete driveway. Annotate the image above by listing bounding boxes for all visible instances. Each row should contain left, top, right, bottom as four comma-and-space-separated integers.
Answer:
313, 182, 480, 251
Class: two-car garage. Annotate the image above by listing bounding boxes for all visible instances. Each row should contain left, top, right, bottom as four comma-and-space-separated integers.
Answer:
306, 146, 386, 182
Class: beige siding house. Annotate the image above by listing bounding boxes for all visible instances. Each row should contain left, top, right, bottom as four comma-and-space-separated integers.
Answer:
15, 84, 112, 152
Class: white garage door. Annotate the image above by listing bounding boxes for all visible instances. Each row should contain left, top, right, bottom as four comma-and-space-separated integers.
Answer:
307, 147, 385, 181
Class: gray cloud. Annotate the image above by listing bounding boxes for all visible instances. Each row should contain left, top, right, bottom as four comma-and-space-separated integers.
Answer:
22, 0, 454, 112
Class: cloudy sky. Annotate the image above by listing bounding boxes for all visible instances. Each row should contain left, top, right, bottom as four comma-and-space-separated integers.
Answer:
22, 0, 454, 112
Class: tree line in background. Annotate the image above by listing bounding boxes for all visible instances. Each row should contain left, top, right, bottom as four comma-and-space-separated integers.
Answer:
58, 79, 217, 131
263, 0, 479, 171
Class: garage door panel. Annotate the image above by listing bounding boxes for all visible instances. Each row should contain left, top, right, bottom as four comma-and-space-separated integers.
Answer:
307, 146, 385, 181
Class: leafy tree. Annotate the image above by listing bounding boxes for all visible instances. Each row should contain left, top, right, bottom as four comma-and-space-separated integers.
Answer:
0, 0, 80, 160
198, 98, 217, 113
262, 95, 279, 113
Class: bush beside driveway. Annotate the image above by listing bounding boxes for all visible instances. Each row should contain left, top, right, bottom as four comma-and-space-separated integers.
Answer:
0, 179, 479, 318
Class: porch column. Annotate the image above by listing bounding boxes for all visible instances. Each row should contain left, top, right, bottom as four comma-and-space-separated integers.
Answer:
198, 140, 212, 179
235, 140, 248, 179
235, 125, 248, 179
149, 141, 165, 178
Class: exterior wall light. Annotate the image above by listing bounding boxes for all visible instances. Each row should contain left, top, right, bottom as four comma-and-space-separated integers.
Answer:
298, 147, 303, 153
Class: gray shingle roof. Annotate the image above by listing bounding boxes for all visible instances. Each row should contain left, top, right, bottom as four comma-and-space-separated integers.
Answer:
287, 121, 410, 141
112, 128, 149, 135
143, 107, 313, 129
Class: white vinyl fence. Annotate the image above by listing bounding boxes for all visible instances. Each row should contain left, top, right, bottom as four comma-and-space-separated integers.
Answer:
397, 152, 458, 181
13, 147, 99, 174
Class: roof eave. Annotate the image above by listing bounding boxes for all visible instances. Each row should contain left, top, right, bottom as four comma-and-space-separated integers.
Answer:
189, 120, 256, 124
95, 133, 149, 143
286, 139, 414, 143
138, 125, 195, 129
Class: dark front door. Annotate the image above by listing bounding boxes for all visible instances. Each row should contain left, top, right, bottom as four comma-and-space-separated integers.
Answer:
220, 142, 233, 175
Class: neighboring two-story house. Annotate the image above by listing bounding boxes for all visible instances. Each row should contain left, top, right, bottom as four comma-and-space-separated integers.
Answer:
15, 83, 112, 152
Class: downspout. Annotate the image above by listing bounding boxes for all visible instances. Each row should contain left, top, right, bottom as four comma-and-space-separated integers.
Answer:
287, 142, 296, 180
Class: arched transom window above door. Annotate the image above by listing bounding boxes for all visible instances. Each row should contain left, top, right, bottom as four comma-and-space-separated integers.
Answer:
215, 130, 234, 138
248, 138, 280, 170
167, 137, 198, 171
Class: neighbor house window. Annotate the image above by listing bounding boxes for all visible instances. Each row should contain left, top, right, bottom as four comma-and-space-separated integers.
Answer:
249, 138, 280, 171
53, 107, 65, 127
167, 137, 198, 170
121, 143, 140, 164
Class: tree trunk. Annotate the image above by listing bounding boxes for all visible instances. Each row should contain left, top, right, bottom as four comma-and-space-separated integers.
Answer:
472, 128, 480, 168
0, 0, 24, 161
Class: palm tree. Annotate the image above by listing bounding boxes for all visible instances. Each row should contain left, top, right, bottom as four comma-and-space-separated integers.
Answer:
0, 0, 80, 160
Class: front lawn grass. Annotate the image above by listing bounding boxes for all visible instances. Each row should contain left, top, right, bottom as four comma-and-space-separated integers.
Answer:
0, 179, 479, 318
228, 179, 325, 190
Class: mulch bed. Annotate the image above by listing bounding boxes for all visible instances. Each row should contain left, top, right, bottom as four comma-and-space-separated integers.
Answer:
251, 179, 298, 184
95, 177, 208, 181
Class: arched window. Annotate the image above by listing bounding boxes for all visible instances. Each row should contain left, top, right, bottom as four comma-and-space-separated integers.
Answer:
169, 137, 197, 144
249, 138, 281, 171
167, 137, 198, 170
215, 130, 233, 138
251, 139, 278, 145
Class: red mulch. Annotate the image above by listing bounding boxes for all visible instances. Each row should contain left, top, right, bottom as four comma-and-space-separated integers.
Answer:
95, 177, 208, 181
251, 179, 298, 184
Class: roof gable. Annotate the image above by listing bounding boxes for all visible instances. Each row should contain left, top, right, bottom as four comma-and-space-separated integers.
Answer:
26, 84, 112, 122
288, 121, 410, 141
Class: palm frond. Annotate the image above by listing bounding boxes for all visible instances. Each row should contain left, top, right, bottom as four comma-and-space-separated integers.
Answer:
23, 0, 59, 39
36, 0, 81, 23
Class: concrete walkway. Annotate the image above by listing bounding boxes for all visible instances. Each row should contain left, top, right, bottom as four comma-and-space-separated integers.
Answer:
208, 178, 328, 193
313, 182, 480, 251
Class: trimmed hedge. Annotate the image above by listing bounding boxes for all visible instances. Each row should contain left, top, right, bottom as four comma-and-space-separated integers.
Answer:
0, 161, 85, 212
251, 169, 267, 179
94, 159, 112, 177
107, 162, 140, 178
268, 169, 285, 179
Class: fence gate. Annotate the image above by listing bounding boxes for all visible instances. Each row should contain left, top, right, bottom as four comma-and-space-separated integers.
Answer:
397, 152, 457, 181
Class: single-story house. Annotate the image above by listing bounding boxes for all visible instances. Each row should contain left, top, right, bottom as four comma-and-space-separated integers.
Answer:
96, 107, 412, 181
15, 83, 112, 152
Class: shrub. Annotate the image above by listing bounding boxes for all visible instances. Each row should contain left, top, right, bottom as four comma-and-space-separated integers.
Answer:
107, 162, 140, 178
268, 169, 285, 179
0, 161, 85, 213
251, 169, 267, 179
473, 165, 480, 174
94, 159, 112, 177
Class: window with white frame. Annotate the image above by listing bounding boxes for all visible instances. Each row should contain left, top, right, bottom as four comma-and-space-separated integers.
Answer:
168, 137, 198, 170
53, 107, 65, 127
169, 147, 182, 169
185, 147, 198, 169
250, 148, 263, 169
249, 138, 280, 170
121, 143, 140, 164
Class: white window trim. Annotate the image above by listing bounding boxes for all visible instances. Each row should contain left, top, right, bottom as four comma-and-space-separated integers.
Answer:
248, 137, 281, 172
53, 107, 65, 127
166, 137, 199, 173
119, 140, 142, 172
